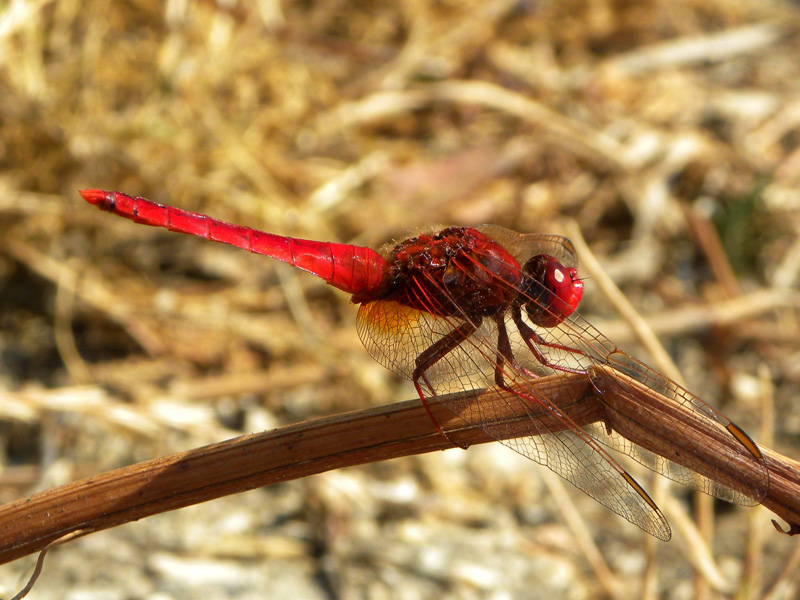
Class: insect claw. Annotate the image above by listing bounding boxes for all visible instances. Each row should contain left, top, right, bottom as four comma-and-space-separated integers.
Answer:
422, 399, 469, 450
772, 519, 800, 536
587, 373, 604, 396
446, 434, 470, 451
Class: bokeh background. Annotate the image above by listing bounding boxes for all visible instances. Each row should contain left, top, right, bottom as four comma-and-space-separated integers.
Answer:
1, 0, 799, 598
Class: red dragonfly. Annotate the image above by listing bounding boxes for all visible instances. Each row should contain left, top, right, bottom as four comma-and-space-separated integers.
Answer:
80, 189, 768, 541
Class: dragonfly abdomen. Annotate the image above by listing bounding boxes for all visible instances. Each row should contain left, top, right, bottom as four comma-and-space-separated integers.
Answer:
79, 189, 390, 296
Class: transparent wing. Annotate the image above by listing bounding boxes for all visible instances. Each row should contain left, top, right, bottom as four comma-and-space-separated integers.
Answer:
358, 301, 508, 403
357, 296, 672, 540
476, 225, 579, 268
522, 309, 769, 505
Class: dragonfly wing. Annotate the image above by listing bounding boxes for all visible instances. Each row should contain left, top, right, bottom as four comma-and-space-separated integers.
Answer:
443, 315, 670, 539
526, 309, 769, 506
502, 429, 671, 540
359, 300, 672, 539
476, 225, 579, 269
591, 354, 769, 505
357, 300, 494, 390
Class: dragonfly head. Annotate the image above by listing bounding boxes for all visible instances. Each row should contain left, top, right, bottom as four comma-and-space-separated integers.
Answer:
521, 254, 584, 327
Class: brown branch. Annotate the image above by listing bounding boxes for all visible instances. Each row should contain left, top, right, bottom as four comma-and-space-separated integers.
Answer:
589, 366, 800, 532
0, 370, 797, 567
0, 374, 595, 566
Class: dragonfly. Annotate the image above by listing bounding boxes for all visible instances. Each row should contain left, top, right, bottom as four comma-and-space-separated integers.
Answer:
79, 189, 768, 541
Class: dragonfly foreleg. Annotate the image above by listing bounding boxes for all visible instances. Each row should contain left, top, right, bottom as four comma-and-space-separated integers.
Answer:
512, 305, 589, 376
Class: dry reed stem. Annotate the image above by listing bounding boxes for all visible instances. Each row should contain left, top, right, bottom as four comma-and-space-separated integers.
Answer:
0, 369, 797, 570
0, 374, 594, 565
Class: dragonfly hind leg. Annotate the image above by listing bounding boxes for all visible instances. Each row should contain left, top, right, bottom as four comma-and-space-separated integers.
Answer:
412, 320, 480, 449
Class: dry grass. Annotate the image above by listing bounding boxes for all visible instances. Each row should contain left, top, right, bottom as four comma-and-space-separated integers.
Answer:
1, 0, 800, 598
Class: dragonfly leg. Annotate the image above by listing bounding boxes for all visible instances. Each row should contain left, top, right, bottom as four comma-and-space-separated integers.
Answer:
493, 315, 522, 390
494, 323, 541, 381
510, 306, 616, 430
512, 305, 588, 376
412, 320, 480, 450
496, 316, 618, 444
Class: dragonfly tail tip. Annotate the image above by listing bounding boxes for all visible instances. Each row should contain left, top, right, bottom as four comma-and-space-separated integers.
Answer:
79, 189, 116, 211
79, 189, 106, 203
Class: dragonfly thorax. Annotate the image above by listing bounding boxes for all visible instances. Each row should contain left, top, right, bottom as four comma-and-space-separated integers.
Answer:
380, 227, 522, 318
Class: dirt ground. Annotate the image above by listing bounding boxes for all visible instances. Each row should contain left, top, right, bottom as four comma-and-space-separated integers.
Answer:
1, 1, 799, 598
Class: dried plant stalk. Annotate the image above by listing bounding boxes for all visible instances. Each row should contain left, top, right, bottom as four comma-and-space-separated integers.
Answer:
0, 370, 796, 566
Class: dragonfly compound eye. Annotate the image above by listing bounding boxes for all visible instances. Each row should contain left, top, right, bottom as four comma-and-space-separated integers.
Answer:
521, 255, 584, 327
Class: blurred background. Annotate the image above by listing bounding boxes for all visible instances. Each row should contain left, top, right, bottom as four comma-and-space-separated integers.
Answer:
1, 0, 799, 598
